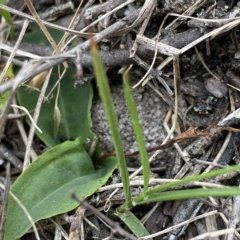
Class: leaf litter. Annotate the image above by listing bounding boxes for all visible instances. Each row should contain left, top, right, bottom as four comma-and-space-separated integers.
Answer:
1, 0, 240, 239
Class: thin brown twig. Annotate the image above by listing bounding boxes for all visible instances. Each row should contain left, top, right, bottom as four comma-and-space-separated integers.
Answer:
114, 0, 157, 36
194, 46, 221, 81
0, 20, 29, 83
164, 55, 180, 141
96, 125, 212, 163
24, 0, 66, 68
23, 69, 52, 168
140, 210, 219, 239
70, 192, 139, 240
57, 0, 86, 50
130, 0, 156, 57
0, 4, 89, 37
12, 98, 38, 160
0, 7, 143, 98
0, 183, 41, 240
166, 0, 207, 30
0, 20, 29, 139
204, 89, 235, 173
133, 7, 167, 89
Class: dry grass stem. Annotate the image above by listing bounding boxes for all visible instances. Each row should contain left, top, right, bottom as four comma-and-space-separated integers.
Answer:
140, 210, 219, 239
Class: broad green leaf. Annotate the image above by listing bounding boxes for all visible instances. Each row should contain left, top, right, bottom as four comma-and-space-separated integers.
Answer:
4, 138, 117, 240
17, 66, 94, 147
23, 23, 64, 45
17, 24, 92, 147
117, 210, 152, 240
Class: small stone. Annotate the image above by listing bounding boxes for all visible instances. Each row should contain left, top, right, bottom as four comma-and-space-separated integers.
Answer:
204, 77, 227, 98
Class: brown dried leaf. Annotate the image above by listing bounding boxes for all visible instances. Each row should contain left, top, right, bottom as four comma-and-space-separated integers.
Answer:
174, 126, 209, 143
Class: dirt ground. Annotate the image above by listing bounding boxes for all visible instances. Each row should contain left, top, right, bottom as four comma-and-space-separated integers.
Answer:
1, 0, 240, 239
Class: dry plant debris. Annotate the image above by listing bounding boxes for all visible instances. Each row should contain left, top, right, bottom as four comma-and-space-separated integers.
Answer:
1, 0, 240, 239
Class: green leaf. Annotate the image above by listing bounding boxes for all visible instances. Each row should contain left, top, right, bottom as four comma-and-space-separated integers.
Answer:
134, 164, 240, 204
123, 71, 150, 195
17, 66, 94, 147
135, 187, 240, 205
23, 23, 64, 45
18, 23, 94, 147
0, 0, 14, 39
0, 64, 14, 110
53, 83, 61, 138
4, 138, 117, 240
90, 42, 132, 209
117, 210, 152, 240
